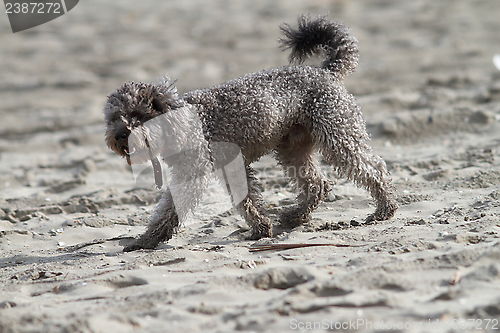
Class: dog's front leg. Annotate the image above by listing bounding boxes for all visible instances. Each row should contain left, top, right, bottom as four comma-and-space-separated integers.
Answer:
123, 149, 213, 252
123, 190, 179, 252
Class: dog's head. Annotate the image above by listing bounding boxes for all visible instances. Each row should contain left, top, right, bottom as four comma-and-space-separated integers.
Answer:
104, 80, 184, 165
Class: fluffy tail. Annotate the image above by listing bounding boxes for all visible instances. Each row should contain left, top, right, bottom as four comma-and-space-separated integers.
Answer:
279, 15, 359, 79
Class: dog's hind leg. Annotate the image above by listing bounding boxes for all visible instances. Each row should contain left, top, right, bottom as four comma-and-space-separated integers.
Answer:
275, 124, 333, 227
311, 113, 398, 223
235, 166, 273, 240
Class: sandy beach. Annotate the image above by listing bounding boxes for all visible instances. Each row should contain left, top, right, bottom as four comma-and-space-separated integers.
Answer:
1, 0, 500, 332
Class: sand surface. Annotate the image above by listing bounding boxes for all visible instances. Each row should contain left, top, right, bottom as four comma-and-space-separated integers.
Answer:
1, 0, 500, 332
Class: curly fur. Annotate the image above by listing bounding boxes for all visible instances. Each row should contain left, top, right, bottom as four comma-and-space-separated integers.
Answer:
104, 14, 398, 252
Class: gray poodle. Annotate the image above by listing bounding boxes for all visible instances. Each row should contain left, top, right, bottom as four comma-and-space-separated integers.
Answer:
104, 15, 398, 252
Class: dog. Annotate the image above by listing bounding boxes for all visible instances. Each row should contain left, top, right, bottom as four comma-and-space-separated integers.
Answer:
104, 15, 398, 252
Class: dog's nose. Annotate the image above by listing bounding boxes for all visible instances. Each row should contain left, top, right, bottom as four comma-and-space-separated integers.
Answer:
114, 130, 129, 142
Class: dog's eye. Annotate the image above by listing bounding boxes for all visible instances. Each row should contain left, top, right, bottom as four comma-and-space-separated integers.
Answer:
130, 110, 141, 120
151, 98, 163, 113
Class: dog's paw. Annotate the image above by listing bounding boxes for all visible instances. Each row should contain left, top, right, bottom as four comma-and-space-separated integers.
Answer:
246, 221, 273, 240
123, 242, 144, 252
279, 206, 312, 228
122, 239, 159, 252
365, 200, 398, 223
245, 232, 264, 241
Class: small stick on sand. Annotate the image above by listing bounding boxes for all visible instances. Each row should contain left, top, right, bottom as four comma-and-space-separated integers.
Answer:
60, 235, 135, 252
248, 243, 365, 252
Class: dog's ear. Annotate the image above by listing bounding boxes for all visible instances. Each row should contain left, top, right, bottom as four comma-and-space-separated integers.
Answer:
155, 79, 183, 109
136, 84, 166, 115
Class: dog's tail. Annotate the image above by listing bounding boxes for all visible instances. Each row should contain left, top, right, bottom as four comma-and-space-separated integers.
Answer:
279, 15, 359, 79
